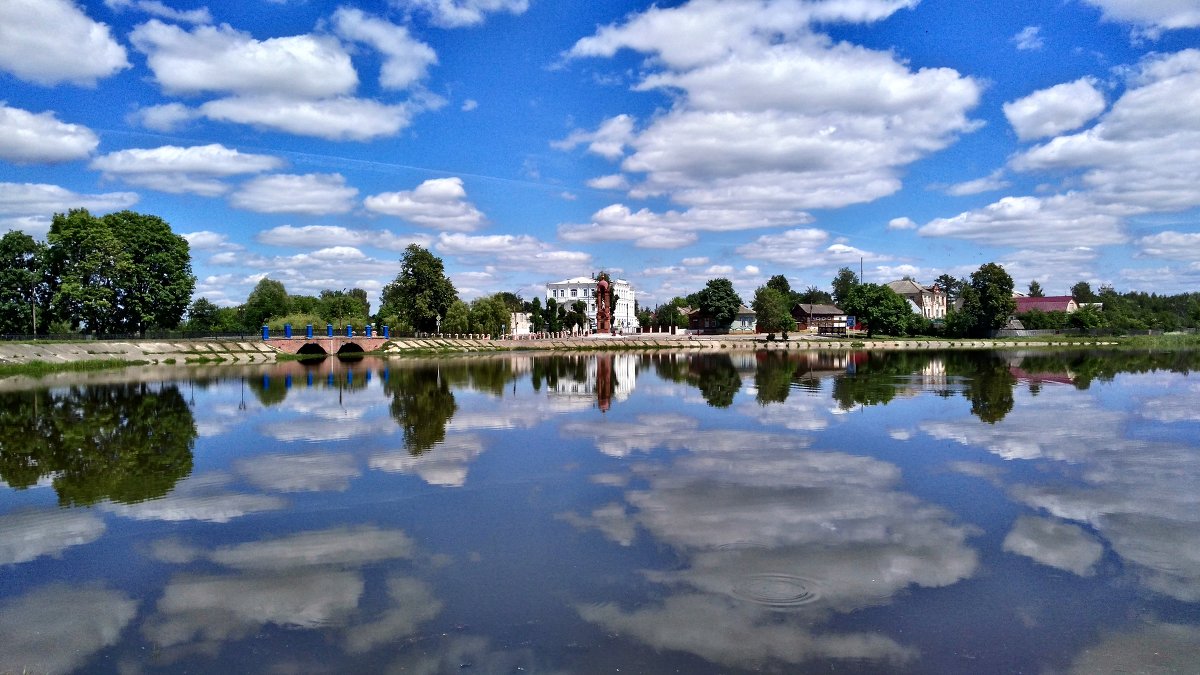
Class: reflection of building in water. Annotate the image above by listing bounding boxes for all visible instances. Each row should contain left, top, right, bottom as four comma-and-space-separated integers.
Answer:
548, 354, 638, 411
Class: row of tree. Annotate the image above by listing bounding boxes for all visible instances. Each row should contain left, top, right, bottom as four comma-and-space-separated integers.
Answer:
1, 209, 195, 336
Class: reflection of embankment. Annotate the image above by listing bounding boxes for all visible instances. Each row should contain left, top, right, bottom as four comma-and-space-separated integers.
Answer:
0, 383, 196, 505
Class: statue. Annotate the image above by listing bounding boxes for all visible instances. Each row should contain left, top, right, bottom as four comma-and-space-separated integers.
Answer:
596, 275, 612, 334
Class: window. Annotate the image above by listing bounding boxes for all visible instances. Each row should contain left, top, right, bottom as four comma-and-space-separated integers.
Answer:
571, 289, 577, 297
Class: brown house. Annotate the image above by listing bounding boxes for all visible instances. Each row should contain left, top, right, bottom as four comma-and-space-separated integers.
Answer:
793, 304, 847, 333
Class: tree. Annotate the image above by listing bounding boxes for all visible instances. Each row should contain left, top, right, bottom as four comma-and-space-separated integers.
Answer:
1069, 304, 1106, 330
545, 297, 561, 332
831, 267, 860, 306
1027, 280, 1045, 297
186, 297, 220, 332
799, 285, 833, 305
45, 209, 127, 334
469, 294, 510, 337
697, 278, 742, 329
529, 296, 545, 332
102, 210, 195, 334
934, 273, 963, 303
0, 230, 45, 335
244, 278, 290, 327
654, 303, 685, 329
958, 263, 1016, 337
379, 244, 457, 334
317, 288, 370, 322
442, 299, 470, 334
766, 274, 792, 297
840, 283, 912, 337
751, 286, 793, 337
1071, 281, 1096, 303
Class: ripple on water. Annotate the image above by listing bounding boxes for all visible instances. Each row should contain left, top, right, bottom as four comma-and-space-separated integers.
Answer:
731, 573, 822, 609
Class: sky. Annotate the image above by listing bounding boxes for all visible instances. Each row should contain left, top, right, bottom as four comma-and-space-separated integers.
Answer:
2, 0, 1199, 311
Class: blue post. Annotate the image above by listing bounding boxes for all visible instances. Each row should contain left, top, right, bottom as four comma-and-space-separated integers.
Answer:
346, 324, 352, 338
262, 374, 269, 389
365, 324, 373, 338
383, 325, 390, 339
262, 325, 269, 340
347, 370, 353, 385
327, 323, 334, 337
327, 373, 334, 386
306, 324, 313, 339
307, 372, 313, 387
284, 323, 292, 338
365, 370, 372, 383
285, 374, 292, 389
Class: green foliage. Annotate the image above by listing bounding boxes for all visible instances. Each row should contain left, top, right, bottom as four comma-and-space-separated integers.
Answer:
754, 352, 797, 404
751, 285, 793, 336
103, 210, 195, 334
384, 365, 457, 454
840, 283, 912, 337
691, 354, 742, 407
185, 297, 221, 331
469, 294, 510, 336
317, 288, 370, 323
955, 262, 1016, 337
697, 278, 742, 329
442, 299, 470, 334
799, 285, 833, 305
653, 303, 687, 329
244, 277, 290, 327
266, 312, 323, 332
831, 267, 860, 306
1027, 280, 1045, 297
0, 230, 45, 334
289, 294, 320, 314
380, 244, 457, 334
528, 296, 545, 332
1016, 309, 1069, 330
766, 274, 792, 297
934, 273, 964, 303
1071, 281, 1096, 303
1069, 304, 1106, 330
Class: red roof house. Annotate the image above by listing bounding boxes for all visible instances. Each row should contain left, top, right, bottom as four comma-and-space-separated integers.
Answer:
1014, 296, 1078, 314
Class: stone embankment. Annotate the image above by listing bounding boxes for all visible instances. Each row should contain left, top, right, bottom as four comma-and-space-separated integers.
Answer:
0, 333, 1109, 368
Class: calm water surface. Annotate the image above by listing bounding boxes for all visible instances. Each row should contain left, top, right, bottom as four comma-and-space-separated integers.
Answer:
2, 350, 1199, 673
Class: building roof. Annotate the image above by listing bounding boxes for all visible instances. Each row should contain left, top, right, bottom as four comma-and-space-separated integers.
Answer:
887, 279, 937, 295
794, 303, 843, 315
737, 305, 754, 315
549, 276, 631, 285
1015, 296, 1076, 313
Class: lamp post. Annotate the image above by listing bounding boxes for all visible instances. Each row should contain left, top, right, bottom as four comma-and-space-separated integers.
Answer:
435, 314, 441, 336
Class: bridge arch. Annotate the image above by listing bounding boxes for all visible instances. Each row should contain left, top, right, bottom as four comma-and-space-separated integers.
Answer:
297, 343, 328, 356
336, 342, 365, 355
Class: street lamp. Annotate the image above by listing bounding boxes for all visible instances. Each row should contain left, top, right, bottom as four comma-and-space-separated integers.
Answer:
435, 314, 441, 335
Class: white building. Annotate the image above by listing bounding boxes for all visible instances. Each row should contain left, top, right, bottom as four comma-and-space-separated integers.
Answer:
886, 279, 947, 320
546, 276, 639, 332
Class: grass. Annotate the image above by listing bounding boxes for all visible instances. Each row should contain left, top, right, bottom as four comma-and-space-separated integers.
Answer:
0, 358, 148, 379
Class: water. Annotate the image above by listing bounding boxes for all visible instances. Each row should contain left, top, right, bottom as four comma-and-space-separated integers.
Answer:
2, 349, 1199, 673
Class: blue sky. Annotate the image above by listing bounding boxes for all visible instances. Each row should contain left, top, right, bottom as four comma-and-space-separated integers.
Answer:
2, 0, 1199, 310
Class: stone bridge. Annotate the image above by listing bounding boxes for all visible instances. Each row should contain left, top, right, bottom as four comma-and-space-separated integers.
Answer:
265, 336, 390, 356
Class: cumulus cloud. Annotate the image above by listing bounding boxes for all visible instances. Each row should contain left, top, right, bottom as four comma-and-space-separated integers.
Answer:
562, 0, 980, 221
941, 170, 1011, 196
0, 510, 106, 565
182, 231, 231, 251
1002, 515, 1104, 576
586, 174, 631, 191
101, 472, 285, 523
1137, 231, 1200, 262
394, 0, 530, 28
130, 19, 356, 98
0, 182, 138, 236
371, 434, 487, 487
332, 7, 437, 90
1081, 0, 1200, 36
129, 102, 196, 132
887, 217, 917, 230
1011, 25, 1044, 51
235, 452, 362, 492
364, 177, 486, 231
735, 228, 889, 267
0, 103, 99, 163
199, 95, 420, 141
104, 0, 212, 24
230, 173, 358, 214
256, 224, 427, 252
436, 231, 592, 273
0, 0, 129, 86
1003, 78, 1106, 141
552, 114, 635, 160
560, 204, 812, 249
0, 584, 138, 674
919, 193, 1127, 248
90, 144, 283, 196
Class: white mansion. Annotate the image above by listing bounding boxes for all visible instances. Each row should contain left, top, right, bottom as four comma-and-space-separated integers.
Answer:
546, 276, 639, 332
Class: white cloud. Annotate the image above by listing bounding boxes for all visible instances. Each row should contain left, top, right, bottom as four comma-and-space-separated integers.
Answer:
104, 0, 212, 24
563, 1, 980, 218
736, 228, 889, 267
1003, 78, 1106, 141
1137, 231, 1200, 262
394, 0, 530, 28
230, 173, 358, 215
129, 102, 197, 132
552, 114, 635, 160
90, 144, 283, 196
235, 452, 362, 492
332, 7, 437, 90
941, 170, 1011, 196
200, 95, 419, 141
182, 230, 231, 251
559, 203, 812, 249
1011, 25, 1044, 51
0, 182, 139, 229
887, 217, 917, 230
0, 0, 129, 86
1064, 623, 1200, 675
1082, 0, 1200, 36
256, 224, 427, 252
129, 19, 356, 98
0, 510, 106, 565
371, 434, 487, 487
1002, 515, 1104, 576
0, 103, 98, 164
436, 232, 592, 272
364, 177, 486, 231
919, 193, 1127, 247
461, 99, 478, 111
587, 174, 631, 191
101, 472, 285, 523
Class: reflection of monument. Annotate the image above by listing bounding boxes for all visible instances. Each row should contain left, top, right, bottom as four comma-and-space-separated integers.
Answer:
548, 354, 637, 410
596, 355, 613, 412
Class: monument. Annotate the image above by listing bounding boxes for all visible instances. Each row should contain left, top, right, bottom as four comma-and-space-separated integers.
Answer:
595, 274, 613, 334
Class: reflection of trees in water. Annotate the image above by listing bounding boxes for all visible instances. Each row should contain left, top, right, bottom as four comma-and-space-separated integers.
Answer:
0, 384, 196, 506
1017, 350, 1200, 390
754, 352, 796, 405
438, 359, 523, 396
530, 356, 590, 393
831, 351, 932, 411
646, 352, 743, 408
383, 366, 456, 455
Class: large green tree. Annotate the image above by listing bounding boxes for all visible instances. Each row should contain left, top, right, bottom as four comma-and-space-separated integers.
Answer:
244, 278, 290, 328
962, 262, 1016, 337
1027, 280, 1045, 297
185, 297, 221, 332
379, 244, 457, 334
317, 288, 370, 322
1071, 281, 1096, 303
840, 283, 912, 337
469, 294, 511, 336
697, 278, 742, 329
831, 267, 860, 306
0, 230, 45, 335
751, 285, 793, 337
44, 209, 194, 335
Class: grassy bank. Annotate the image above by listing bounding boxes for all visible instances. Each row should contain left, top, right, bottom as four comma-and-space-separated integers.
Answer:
0, 358, 150, 379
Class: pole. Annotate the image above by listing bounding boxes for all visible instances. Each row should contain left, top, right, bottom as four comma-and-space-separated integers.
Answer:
31, 284, 36, 336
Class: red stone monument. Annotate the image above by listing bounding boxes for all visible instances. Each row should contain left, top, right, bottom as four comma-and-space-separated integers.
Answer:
596, 276, 613, 334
